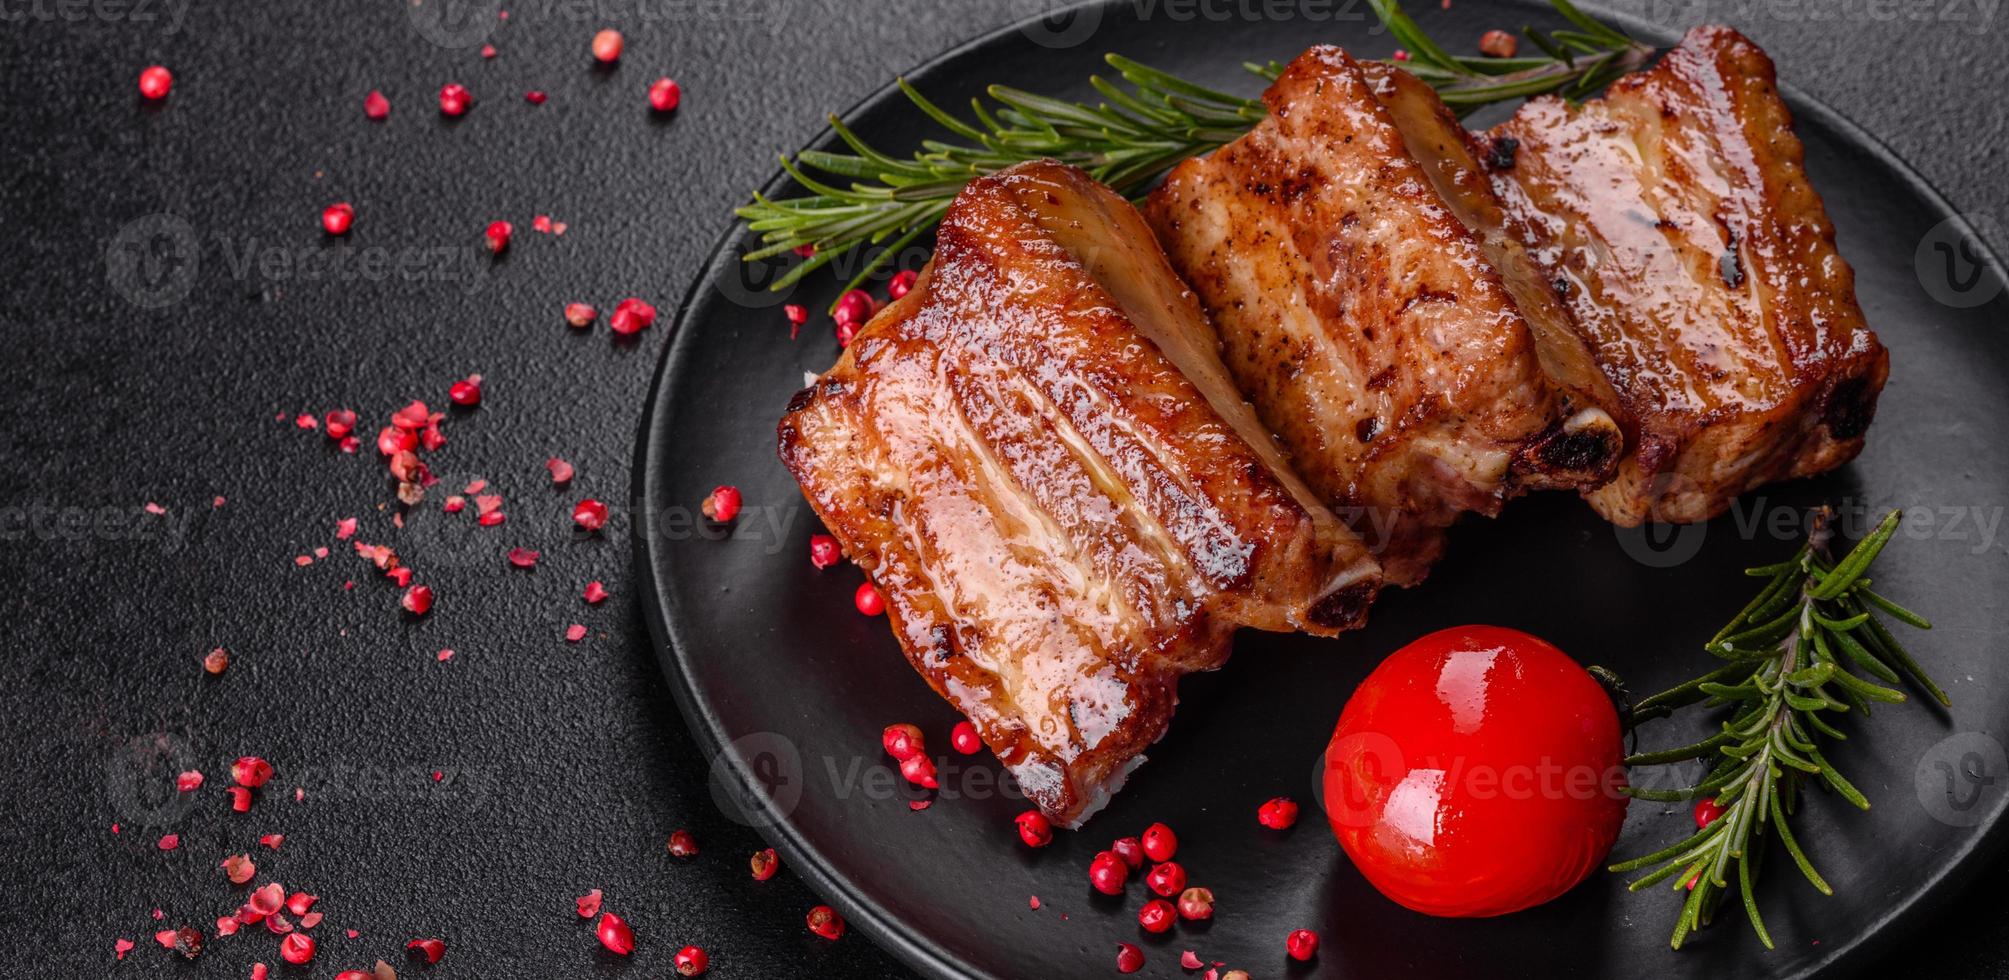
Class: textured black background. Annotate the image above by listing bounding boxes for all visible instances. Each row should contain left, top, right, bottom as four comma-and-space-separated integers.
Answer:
0, 1, 2003, 977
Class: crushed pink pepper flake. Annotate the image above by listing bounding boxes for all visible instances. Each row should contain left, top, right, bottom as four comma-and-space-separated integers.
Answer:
1028, 896, 1040, 910
481, 43, 497, 58
152, 909, 164, 920
176, 770, 205, 792
524, 90, 546, 104
158, 833, 180, 850
335, 517, 358, 539
114, 937, 135, 960
564, 303, 597, 328
216, 915, 240, 935
477, 510, 506, 527
294, 788, 305, 802
437, 648, 454, 662
213, 496, 226, 508
583, 581, 609, 604
259, 834, 284, 849
388, 566, 414, 587
264, 912, 293, 935
325, 409, 357, 439
401, 584, 434, 615
232, 756, 275, 788
286, 892, 317, 916
252, 963, 270, 980
298, 911, 324, 929
431, 770, 444, 782
145, 502, 167, 515
248, 884, 285, 917
439, 82, 470, 116
391, 400, 431, 430
364, 90, 389, 119
701, 485, 741, 523
407, 938, 446, 964
314, 546, 329, 559
609, 297, 657, 335
564, 624, 587, 643
576, 889, 603, 919
443, 496, 466, 513
506, 547, 540, 568
784, 304, 807, 338
377, 426, 416, 455
595, 913, 634, 956
340, 436, 360, 454
448, 374, 483, 406
227, 786, 252, 812
295, 413, 319, 430
909, 799, 931, 811
221, 854, 256, 884
295, 555, 314, 567
484, 220, 513, 254
464, 479, 488, 494
474, 493, 503, 514
533, 214, 553, 233
546, 457, 575, 484
345, 929, 358, 939
1181, 950, 1204, 969
571, 499, 608, 530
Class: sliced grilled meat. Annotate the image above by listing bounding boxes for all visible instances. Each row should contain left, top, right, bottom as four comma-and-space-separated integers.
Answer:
779, 160, 1381, 826
1476, 26, 1887, 524
1146, 46, 1620, 586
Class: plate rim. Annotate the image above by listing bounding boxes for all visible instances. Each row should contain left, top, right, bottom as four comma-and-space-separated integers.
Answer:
632, 3, 2009, 977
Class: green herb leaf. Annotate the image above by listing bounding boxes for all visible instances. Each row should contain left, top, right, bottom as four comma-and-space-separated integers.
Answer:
1611, 508, 1943, 949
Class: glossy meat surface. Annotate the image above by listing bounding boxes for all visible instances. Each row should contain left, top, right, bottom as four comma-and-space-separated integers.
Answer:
779, 161, 1381, 825
1146, 47, 1620, 586
1478, 26, 1887, 524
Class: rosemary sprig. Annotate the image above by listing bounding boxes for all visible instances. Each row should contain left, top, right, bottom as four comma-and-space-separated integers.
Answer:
1609, 508, 1946, 950
1360, 0, 1653, 110
736, 0, 1653, 298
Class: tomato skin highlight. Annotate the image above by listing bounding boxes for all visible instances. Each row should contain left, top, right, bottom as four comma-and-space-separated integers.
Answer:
1324, 625, 1628, 918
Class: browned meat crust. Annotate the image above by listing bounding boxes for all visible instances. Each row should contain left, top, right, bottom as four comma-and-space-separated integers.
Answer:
1477, 26, 1887, 524
779, 161, 1380, 825
1146, 46, 1620, 586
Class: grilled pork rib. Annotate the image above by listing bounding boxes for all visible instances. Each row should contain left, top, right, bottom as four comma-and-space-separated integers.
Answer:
1476, 26, 1887, 525
1146, 46, 1621, 586
779, 161, 1381, 826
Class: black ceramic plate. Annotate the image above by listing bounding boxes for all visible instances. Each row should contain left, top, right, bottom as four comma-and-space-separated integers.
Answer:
637, 3, 2009, 976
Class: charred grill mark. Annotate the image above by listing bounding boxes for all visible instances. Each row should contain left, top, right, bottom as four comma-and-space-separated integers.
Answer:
1720, 224, 1745, 288
1822, 375, 1876, 440
1307, 580, 1376, 630
1486, 135, 1519, 170
1536, 426, 1617, 472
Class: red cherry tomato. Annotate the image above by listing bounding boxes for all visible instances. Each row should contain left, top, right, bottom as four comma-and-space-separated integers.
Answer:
1324, 625, 1628, 918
